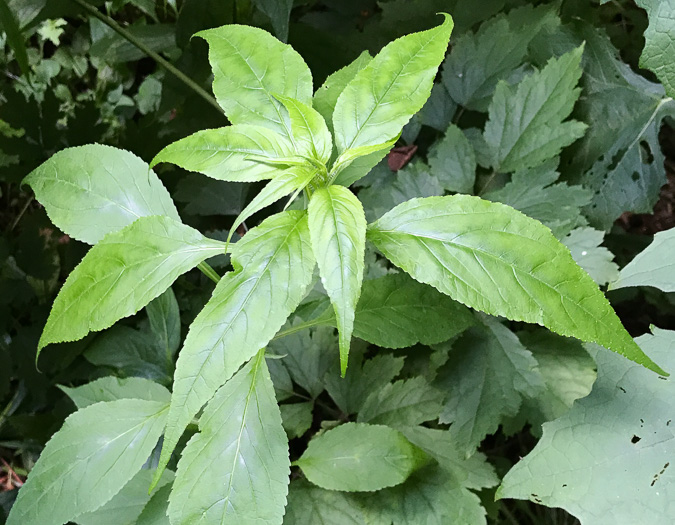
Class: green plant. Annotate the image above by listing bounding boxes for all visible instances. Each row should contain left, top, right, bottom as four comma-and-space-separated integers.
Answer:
4, 8, 673, 525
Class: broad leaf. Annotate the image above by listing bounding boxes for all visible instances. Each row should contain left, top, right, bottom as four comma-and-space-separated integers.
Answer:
151, 125, 295, 182
609, 226, 675, 292
324, 353, 405, 415
280, 401, 313, 439
75, 469, 174, 525
146, 288, 181, 359
367, 195, 666, 375
313, 51, 372, 131
274, 94, 332, 163
197, 25, 312, 141
498, 328, 675, 524
308, 185, 366, 374
168, 351, 289, 525
350, 273, 474, 348
636, 0, 675, 99
59, 376, 171, 408
39, 216, 226, 351
24, 144, 180, 244
284, 479, 366, 524
484, 158, 592, 238
435, 317, 544, 453
427, 124, 476, 194
155, 210, 315, 487
229, 165, 316, 241
136, 483, 172, 525
7, 399, 168, 525
482, 46, 587, 173
295, 422, 428, 491
357, 377, 444, 427
252, 0, 293, 42
563, 227, 618, 286
332, 15, 453, 161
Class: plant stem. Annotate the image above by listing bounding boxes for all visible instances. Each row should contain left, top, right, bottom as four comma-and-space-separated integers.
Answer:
197, 262, 221, 284
70, 0, 224, 115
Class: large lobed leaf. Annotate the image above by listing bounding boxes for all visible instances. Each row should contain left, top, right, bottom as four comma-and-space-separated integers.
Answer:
24, 144, 179, 245
169, 351, 289, 525
308, 185, 366, 374
332, 15, 453, 169
39, 216, 226, 351
499, 328, 675, 524
7, 399, 168, 525
197, 24, 313, 142
367, 195, 666, 375
154, 210, 315, 487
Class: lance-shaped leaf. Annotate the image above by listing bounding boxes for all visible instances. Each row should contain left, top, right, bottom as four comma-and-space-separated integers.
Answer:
39, 216, 227, 351
609, 226, 675, 292
295, 423, 429, 492
197, 25, 313, 141
59, 376, 171, 409
169, 351, 289, 525
309, 185, 366, 374
274, 94, 332, 163
7, 399, 168, 525
24, 144, 180, 245
150, 125, 295, 182
482, 46, 587, 173
636, 0, 675, 98
367, 195, 666, 375
146, 287, 181, 359
333, 15, 453, 160
313, 51, 372, 132
229, 165, 316, 242
154, 211, 315, 487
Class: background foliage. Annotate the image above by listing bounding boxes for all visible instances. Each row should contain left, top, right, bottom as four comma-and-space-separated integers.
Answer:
1, 0, 675, 524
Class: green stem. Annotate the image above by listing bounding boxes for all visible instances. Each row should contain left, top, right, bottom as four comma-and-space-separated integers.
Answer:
197, 262, 221, 284
70, 0, 224, 115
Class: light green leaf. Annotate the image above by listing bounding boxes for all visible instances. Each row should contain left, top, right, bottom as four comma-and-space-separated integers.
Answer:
280, 401, 313, 439
150, 125, 295, 182
274, 94, 332, 163
197, 25, 312, 141
358, 377, 444, 427
349, 271, 474, 349
136, 483, 172, 525
610, 226, 675, 292
168, 351, 289, 525
636, 0, 675, 99
498, 328, 675, 524
39, 216, 226, 351
59, 376, 171, 409
484, 158, 592, 238
441, 4, 558, 111
331, 145, 394, 187
516, 330, 597, 434
24, 145, 180, 245
324, 353, 404, 415
252, 0, 293, 42
358, 465, 488, 525
155, 210, 315, 487
270, 323, 336, 399
483, 46, 587, 173
229, 165, 316, 242
296, 422, 428, 492
83, 326, 172, 385
333, 15, 453, 160
313, 51, 372, 132
563, 227, 618, 286
7, 399, 168, 525
435, 317, 544, 454
309, 185, 366, 374
75, 469, 174, 525
367, 195, 666, 375
146, 288, 181, 359
283, 479, 366, 525
427, 124, 476, 194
